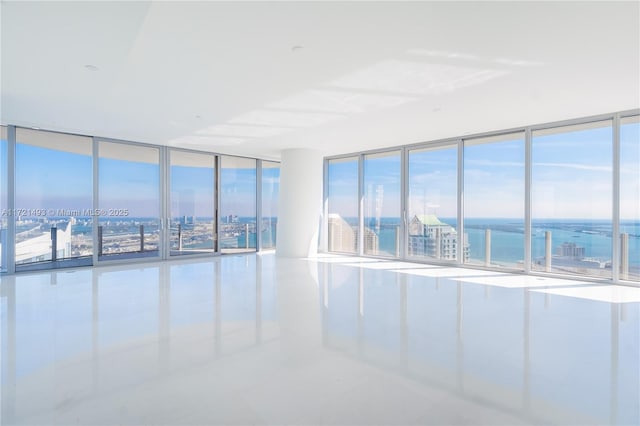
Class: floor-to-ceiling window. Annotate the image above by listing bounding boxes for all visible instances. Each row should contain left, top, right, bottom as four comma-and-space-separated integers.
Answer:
620, 115, 640, 282
169, 150, 216, 256
363, 151, 401, 257
324, 111, 638, 284
0, 126, 7, 272
464, 133, 525, 269
407, 144, 462, 262
220, 156, 257, 253
327, 156, 359, 254
0, 126, 276, 274
531, 121, 613, 278
261, 161, 279, 250
15, 129, 93, 270
98, 141, 160, 260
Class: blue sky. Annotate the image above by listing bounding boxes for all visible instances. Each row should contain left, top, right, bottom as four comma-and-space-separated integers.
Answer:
409, 146, 458, 218
364, 153, 401, 221
1, 120, 638, 221
7, 142, 279, 218
220, 167, 256, 217
100, 157, 160, 216
532, 125, 612, 219
465, 138, 523, 218
262, 166, 280, 217
16, 144, 93, 211
171, 165, 215, 217
621, 121, 640, 220
329, 121, 639, 220
328, 158, 359, 217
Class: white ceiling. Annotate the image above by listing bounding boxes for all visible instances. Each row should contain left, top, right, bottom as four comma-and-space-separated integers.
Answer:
2, 1, 639, 160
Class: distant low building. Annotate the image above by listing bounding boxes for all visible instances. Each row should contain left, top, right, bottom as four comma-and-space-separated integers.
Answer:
535, 241, 607, 272
557, 242, 585, 258
554, 241, 604, 269
408, 214, 469, 261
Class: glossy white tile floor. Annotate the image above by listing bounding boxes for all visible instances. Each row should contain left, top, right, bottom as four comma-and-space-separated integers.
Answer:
1, 253, 639, 425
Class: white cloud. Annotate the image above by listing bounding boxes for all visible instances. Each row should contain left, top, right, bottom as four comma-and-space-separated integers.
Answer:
533, 162, 611, 172
465, 159, 524, 168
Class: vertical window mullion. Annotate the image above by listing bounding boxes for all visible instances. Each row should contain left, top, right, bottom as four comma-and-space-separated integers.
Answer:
524, 127, 532, 273
321, 158, 329, 253
215, 155, 221, 253
358, 154, 364, 256
92, 137, 99, 266
400, 147, 408, 259
6, 126, 16, 274
612, 114, 621, 282
160, 146, 169, 260
256, 159, 263, 252
457, 139, 464, 265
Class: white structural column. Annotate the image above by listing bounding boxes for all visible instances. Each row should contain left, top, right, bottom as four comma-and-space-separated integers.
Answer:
276, 148, 324, 258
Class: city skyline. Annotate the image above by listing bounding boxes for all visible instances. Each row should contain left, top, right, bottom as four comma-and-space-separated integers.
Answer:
0, 116, 638, 281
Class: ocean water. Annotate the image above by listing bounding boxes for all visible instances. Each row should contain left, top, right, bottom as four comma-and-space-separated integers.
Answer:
362, 217, 640, 268
21, 215, 640, 269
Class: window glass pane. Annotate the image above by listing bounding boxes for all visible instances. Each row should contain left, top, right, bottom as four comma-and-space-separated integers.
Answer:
220, 156, 256, 253
327, 156, 359, 254
170, 150, 216, 256
408, 145, 463, 261
0, 126, 7, 272
98, 141, 160, 259
261, 161, 279, 250
620, 115, 640, 282
532, 120, 612, 278
464, 133, 524, 269
363, 151, 401, 257
15, 128, 93, 269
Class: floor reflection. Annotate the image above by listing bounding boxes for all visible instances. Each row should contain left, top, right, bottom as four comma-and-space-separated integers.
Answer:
0, 254, 638, 425
0, 255, 277, 424
316, 258, 640, 425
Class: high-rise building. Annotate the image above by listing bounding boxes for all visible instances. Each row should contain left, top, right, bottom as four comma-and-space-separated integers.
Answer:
327, 214, 379, 254
356, 225, 380, 255
327, 214, 356, 253
408, 214, 469, 261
